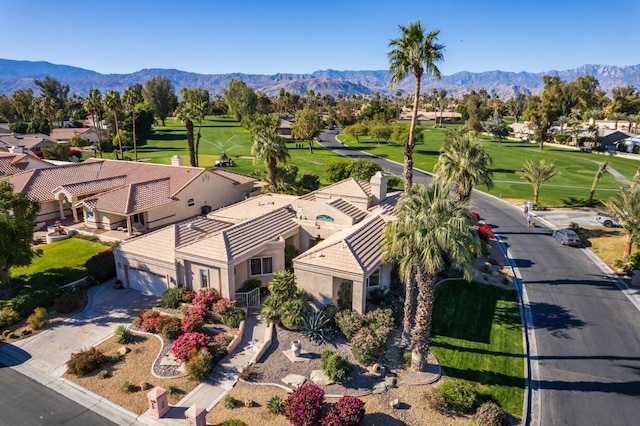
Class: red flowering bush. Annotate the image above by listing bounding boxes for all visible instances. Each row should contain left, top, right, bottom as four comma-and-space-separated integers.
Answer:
140, 309, 162, 332
180, 289, 197, 303
322, 395, 365, 426
171, 332, 211, 363
192, 288, 221, 310
212, 297, 235, 316
478, 223, 495, 242
185, 302, 208, 318
468, 211, 481, 223
181, 313, 205, 333
212, 332, 233, 353
284, 384, 325, 426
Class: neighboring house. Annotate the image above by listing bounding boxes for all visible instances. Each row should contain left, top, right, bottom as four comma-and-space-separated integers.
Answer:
278, 119, 294, 139
50, 127, 100, 144
113, 172, 397, 313
596, 130, 635, 152
0, 146, 54, 176
3, 156, 258, 232
0, 133, 58, 151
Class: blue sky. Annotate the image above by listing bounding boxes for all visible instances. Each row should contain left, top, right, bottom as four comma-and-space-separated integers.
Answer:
1, 0, 638, 76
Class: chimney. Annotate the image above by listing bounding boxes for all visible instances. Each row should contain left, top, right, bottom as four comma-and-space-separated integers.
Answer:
8, 145, 24, 154
370, 171, 388, 205
171, 155, 183, 167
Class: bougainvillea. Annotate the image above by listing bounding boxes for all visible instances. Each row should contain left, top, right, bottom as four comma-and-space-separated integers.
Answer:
212, 332, 233, 353
468, 211, 481, 223
181, 313, 205, 333
192, 288, 221, 311
212, 297, 235, 316
283, 384, 325, 426
322, 395, 365, 426
478, 223, 495, 242
171, 332, 211, 363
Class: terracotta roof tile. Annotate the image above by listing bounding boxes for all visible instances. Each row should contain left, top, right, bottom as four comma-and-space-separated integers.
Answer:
57, 176, 127, 197
80, 178, 175, 215
0, 153, 28, 175
50, 128, 93, 141
301, 178, 372, 201
327, 198, 368, 223
208, 168, 257, 185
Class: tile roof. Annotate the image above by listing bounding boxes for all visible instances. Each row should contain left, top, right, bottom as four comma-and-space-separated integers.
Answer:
369, 191, 402, 215
327, 198, 368, 223
80, 178, 175, 215
301, 178, 372, 201
0, 133, 57, 149
208, 168, 258, 185
117, 217, 232, 263
56, 176, 127, 197
209, 193, 315, 223
50, 128, 93, 141
0, 152, 28, 175
178, 207, 298, 261
294, 214, 387, 275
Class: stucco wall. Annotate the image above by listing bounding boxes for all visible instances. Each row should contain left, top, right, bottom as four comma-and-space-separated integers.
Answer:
295, 269, 335, 308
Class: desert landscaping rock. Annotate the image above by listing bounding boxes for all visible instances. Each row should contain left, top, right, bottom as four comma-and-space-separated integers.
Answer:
372, 382, 388, 394
283, 348, 310, 363
390, 398, 400, 409
310, 369, 334, 386
282, 373, 307, 388
117, 346, 130, 355
384, 376, 397, 388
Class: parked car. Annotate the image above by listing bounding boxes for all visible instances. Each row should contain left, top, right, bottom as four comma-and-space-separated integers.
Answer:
596, 213, 620, 228
553, 229, 582, 247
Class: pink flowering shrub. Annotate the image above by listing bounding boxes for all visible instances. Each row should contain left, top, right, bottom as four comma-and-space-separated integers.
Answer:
335, 311, 365, 340
350, 326, 391, 365
478, 223, 494, 242
212, 297, 235, 316
185, 302, 208, 318
140, 309, 163, 333
171, 332, 211, 363
284, 384, 325, 426
322, 395, 365, 426
212, 332, 233, 353
181, 314, 205, 333
179, 289, 197, 303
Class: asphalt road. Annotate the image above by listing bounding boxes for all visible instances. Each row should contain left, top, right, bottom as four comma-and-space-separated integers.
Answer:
318, 131, 640, 426
0, 363, 116, 425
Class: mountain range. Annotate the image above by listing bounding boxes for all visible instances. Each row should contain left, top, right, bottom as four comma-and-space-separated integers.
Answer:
1, 58, 639, 99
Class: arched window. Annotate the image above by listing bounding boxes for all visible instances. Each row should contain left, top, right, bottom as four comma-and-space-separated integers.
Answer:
316, 214, 335, 223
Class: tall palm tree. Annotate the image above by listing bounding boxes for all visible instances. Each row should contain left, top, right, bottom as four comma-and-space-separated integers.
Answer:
383, 182, 481, 371
587, 162, 607, 206
250, 114, 290, 191
175, 103, 196, 167
517, 159, 558, 206
631, 168, 640, 192
180, 87, 210, 167
604, 190, 640, 258
83, 89, 103, 158
434, 129, 493, 201
103, 90, 124, 159
388, 21, 445, 195
122, 86, 142, 161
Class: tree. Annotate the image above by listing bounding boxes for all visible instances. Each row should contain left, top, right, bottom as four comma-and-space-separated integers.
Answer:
103, 90, 124, 159
143, 77, 177, 126
461, 90, 492, 133
382, 182, 480, 370
517, 159, 558, 206
632, 169, 640, 192
292, 108, 323, 153
11, 88, 35, 122
0, 181, 41, 286
34, 76, 69, 118
42, 143, 72, 161
179, 87, 210, 167
348, 159, 382, 180
588, 162, 607, 206
388, 21, 445, 195
481, 114, 509, 140
324, 159, 352, 183
506, 94, 527, 123
224, 79, 257, 121
175, 102, 196, 166
368, 122, 393, 144
523, 95, 554, 150
123, 85, 144, 161
83, 89, 103, 158
250, 114, 290, 191
434, 129, 493, 201
604, 190, 640, 259
342, 122, 369, 143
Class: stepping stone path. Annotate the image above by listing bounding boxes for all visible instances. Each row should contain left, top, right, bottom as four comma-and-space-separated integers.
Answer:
310, 370, 334, 386
282, 374, 307, 389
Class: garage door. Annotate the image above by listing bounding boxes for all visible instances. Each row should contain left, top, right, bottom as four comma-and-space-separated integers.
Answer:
128, 268, 167, 296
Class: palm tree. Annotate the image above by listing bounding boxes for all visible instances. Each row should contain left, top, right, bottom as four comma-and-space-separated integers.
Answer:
180, 87, 210, 167
631, 168, 640, 192
250, 114, 290, 191
604, 190, 640, 258
517, 159, 558, 206
103, 90, 124, 159
175, 103, 196, 167
434, 129, 493, 201
83, 89, 103, 158
388, 21, 445, 195
608, 112, 628, 130
557, 115, 570, 135
587, 162, 607, 206
383, 182, 481, 371
123, 86, 143, 161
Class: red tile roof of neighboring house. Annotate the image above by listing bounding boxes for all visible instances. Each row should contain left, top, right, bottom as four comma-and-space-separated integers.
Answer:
0, 152, 29, 175
209, 168, 258, 185
50, 128, 94, 141
80, 178, 175, 215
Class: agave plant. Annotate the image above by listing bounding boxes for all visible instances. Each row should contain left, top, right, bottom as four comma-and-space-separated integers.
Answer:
303, 308, 335, 344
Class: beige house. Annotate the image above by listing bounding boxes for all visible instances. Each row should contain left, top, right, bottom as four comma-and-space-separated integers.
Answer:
113, 172, 397, 313
50, 127, 100, 143
4, 156, 258, 231
0, 133, 59, 152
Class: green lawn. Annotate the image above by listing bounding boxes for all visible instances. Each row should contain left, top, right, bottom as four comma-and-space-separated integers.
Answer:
10, 238, 108, 288
431, 280, 524, 417
339, 123, 639, 207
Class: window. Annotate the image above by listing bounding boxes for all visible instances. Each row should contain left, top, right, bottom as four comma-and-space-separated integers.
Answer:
316, 215, 335, 223
132, 212, 144, 225
250, 257, 273, 276
200, 269, 209, 287
366, 269, 380, 287
187, 198, 195, 207
86, 209, 94, 219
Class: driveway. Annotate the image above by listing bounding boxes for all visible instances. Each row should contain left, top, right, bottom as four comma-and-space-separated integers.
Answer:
0, 283, 158, 382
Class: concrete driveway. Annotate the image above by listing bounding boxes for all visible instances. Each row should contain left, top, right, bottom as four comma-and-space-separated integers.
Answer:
0, 283, 158, 383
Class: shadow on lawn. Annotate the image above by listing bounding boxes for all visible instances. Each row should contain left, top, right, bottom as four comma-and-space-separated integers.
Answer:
440, 365, 524, 389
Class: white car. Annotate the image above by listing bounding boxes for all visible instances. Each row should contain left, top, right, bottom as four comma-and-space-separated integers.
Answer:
596, 213, 620, 228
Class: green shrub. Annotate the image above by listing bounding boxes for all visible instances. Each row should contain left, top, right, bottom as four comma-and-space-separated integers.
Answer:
123, 381, 135, 393
66, 347, 108, 376
114, 325, 133, 344
166, 384, 178, 395
299, 173, 320, 192
438, 379, 477, 413
185, 349, 213, 382
424, 387, 447, 411
224, 395, 238, 409
472, 401, 507, 426
54, 292, 82, 314
267, 395, 284, 415
403, 351, 412, 367
161, 288, 183, 309
11, 286, 58, 317
0, 308, 21, 329
324, 159, 352, 183
162, 322, 183, 341
84, 249, 115, 283
27, 307, 48, 330
335, 310, 365, 340
221, 306, 246, 329
219, 419, 247, 426
237, 279, 261, 293
98, 370, 110, 379
280, 298, 305, 330
321, 351, 350, 382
